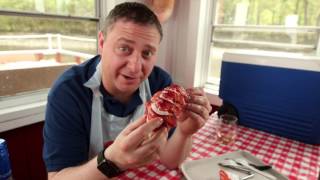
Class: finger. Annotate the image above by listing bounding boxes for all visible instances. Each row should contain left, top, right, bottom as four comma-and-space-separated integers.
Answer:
186, 87, 205, 96
186, 103, 209, 120
137, 127, 167, 152
134, 140, 160, 160
186, 88, 211, 112
135, 132, 166, 163
189, 95, 211, 112
139, 117, 164, 134
185, 110, 207, 127
123, 144, 159, 169
140, 126, 165, 145
122, 115, 147, 135
124, 118, 163, 148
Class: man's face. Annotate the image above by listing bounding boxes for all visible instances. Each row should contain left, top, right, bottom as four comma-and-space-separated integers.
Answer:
98, 20, 161, 97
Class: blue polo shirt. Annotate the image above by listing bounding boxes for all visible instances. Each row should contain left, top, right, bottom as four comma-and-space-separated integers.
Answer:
43, 55, 172, 171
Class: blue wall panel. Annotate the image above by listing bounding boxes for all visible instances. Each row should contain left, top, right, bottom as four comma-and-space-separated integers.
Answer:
219, 61, 320, 144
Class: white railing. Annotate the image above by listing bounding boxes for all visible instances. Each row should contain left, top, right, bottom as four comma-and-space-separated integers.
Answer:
0, 33, 96, 59
212, 25, 320, 56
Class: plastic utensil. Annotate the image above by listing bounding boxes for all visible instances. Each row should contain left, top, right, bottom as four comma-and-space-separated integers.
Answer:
235, 158, 277, 180
218, 162, 252, 174
241, 173, 255, 180
249, 163, 272, 171
225, 158, 272, 171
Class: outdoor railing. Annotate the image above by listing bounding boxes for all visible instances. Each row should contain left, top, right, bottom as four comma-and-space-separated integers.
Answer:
212, 25, 320, 56
0, 33, 96, 66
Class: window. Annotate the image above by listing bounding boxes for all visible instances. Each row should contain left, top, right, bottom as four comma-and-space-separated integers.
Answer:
207, 0, 320, 91
0, 0, 108, 132
0, 0, 99, 97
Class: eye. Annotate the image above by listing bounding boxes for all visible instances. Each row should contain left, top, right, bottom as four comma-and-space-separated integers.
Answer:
142, 50, 154, 59
119, 46, 129, 52
116, 45, 132, 55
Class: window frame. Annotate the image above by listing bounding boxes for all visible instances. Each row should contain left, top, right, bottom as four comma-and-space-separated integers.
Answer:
0, 0, 107, 132
0, 8, 99, 21
202, 0, 223, 105
204, 0, 320, 98
170, 0, 320, 107
166, 0, 222, 106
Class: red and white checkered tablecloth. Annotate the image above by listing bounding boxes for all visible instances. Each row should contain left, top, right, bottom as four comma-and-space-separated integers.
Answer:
119, 113, 320, 180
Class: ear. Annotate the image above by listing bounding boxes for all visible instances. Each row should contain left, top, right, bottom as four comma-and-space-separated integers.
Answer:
98, 31, 105, 54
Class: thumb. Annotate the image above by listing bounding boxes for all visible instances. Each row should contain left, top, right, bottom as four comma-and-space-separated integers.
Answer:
146, 117, 164, 132
122, 115, 147, 135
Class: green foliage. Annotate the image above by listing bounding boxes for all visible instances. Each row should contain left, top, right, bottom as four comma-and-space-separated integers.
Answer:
0, 0, 96, 36
0, 0, 94, 16
218, 0, 320, 26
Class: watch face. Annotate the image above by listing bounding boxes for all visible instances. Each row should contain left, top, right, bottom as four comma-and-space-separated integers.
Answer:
97, 149, 124, 178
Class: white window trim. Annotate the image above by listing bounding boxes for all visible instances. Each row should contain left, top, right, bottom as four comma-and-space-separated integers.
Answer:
170, 0, 222, 106
0, 0, 110, 133
0, 90, 48, 132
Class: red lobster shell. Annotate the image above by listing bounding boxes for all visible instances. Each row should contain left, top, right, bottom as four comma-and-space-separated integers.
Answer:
145, 84, 189, 128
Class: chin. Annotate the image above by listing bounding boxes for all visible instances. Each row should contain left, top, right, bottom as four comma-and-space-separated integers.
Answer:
115, 77, 144, 94
117, 84, 139, 94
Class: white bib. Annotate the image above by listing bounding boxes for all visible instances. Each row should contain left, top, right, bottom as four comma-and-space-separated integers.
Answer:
84, 62, 152, 158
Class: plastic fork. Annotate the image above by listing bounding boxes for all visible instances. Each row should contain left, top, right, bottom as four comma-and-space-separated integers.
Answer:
218, 162, 252, 174
249, 162, 272, 171
225, 158, 272, 171
234, 158, 277, 180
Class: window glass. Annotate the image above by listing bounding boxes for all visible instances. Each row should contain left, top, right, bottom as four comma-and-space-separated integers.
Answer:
0, 16, 96, 52
0, 1, 98, 97
0, 0, 95, 17
209, 0, 320, 80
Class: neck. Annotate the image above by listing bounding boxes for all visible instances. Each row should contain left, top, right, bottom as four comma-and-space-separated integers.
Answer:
101, 74, 136, 104
113, 93, 132, 104
101, 82, 134, 104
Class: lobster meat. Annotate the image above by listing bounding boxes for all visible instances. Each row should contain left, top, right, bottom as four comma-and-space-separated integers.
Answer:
145, 84, 189, 128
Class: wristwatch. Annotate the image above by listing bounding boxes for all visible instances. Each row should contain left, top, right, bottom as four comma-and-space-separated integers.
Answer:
97, 148, 124, 178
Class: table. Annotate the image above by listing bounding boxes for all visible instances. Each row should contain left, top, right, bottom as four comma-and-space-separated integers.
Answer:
119, 113, 320, 180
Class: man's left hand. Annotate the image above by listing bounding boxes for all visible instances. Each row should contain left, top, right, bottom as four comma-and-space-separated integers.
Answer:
176, 87, 212, 136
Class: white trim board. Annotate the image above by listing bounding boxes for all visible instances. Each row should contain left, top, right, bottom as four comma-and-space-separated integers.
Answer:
223, 51, 320, 72
0, 101, 46, 132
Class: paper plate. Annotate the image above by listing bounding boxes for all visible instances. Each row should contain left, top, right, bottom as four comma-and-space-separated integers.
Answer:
180, 150, 288, 180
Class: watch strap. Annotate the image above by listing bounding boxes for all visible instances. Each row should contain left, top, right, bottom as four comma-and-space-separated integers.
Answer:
97, 148, 124, 178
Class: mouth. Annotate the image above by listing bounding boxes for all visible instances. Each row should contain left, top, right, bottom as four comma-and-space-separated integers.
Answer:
122, 74, 140, 82
123, 74, 136, 79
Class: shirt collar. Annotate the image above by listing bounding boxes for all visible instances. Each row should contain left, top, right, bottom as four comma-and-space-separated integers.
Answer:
99, 85, 143, 117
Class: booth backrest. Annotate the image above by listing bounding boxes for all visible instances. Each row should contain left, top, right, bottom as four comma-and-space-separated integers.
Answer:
219, 51, 320, 144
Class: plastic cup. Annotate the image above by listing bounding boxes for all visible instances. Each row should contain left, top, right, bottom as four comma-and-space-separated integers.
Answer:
214, 114, 238, 145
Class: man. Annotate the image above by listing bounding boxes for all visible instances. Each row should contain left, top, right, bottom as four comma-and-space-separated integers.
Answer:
43, 2, 211, 179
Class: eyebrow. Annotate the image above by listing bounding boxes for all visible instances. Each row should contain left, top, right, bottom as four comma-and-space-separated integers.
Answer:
117, 37, 157, 51
117, 37, 135, 44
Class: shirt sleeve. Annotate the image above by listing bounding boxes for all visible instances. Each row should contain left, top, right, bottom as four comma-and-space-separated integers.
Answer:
43, 82, 90, 172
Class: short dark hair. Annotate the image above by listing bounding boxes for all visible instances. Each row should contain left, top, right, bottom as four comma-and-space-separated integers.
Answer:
101, 2, 163, 41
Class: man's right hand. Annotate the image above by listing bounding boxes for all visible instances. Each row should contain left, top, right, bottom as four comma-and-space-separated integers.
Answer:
104, 115, 168, 170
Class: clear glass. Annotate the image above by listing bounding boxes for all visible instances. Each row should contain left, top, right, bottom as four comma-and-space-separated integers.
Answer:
0, 16, 97, 65
208, 0, 320, 79
214, 0, 320, 26
213, 114, 238, 145
0, 15, 97, 97
0, 0, 96, 17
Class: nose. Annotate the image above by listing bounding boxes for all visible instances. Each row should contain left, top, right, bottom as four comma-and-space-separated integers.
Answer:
127, 53, 142, 73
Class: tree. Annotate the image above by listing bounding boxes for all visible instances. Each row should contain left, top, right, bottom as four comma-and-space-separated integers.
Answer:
0, 0, 96, 36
